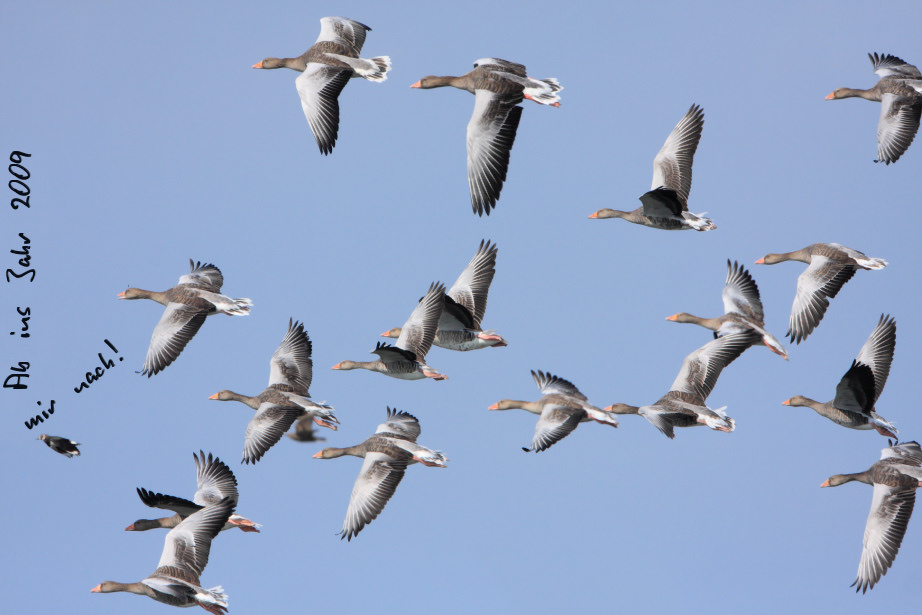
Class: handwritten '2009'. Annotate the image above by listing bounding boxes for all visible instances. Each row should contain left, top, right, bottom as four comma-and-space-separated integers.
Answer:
9, 151, 30, 210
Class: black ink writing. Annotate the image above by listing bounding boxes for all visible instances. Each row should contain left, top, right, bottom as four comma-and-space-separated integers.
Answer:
73, 339, 122, 393
6, 232, 34, 282
11, 306, 30, 338
9, 151, 31, 210
23, 399, 55, 430
3, 361, 30, 390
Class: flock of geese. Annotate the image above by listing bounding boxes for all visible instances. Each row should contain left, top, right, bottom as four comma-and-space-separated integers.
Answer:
31, 15, 922, 612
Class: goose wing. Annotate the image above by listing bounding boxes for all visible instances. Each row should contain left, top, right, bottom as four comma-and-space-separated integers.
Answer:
875, 93, 921, 165
530, 404, 584, 452
395, 282, 445, 361
651, 104, 704, 206
192, 451, 238, 507
853, 483, 915, 593
178, 260, 223, 292
467, 89, 523, 216
156, 497, 234, 578
242, 402, 303, 464
316, 16, 370, 55
669, 333, 753, 401
340, 452, 407, 541
870, 52, 922, 79
375, 407, 422, 441
296, 63, 352, 155
531, 370, 588, 401
268, 319, 314, 394
787, 256, 857, 344
141, 303, 207, 377
446, 240, 498, 330
136, 487, 201, 517
722, 260, 764, 321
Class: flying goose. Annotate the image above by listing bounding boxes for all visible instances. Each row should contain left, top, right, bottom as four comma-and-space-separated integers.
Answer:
411, 58, 562, 216
253, 16, 390, 155
210, 319, 338, 464
826, 53, 922, 164
313, 408, 447, 540
590, 104, 714, 231
783, 314, 897, 437
605, 332, 753, 438
333, 282, 448, 380
119, 260, 251, 377
666, 260, 787, 359
489, 370, 618, 452
382, 240, 506, 350
37, 434, 80, 458
755, 243, 887, 344
92, 497, 235, 614
821, 440, 922, 592
125, 450, 259, 533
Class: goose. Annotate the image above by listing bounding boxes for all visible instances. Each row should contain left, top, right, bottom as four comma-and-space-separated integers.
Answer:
590, 104, 714, 231
253, 16, 390, 155
821, 440, 922, 592
287, 415, 328, 442
783, 314, 897, 437
411, 58, 562, 216
755, 243, 887, 344
118, 260, 251, 377
37, 434, 80, 458
126, 450, 260, 533
489, 370, 618, 452
382, 240, 506, 350
666, 260, 787, 359
92, 497, 234, 614
605, 332, 753, 438
826, 53, 922, 164
210, 319, 337, 464
313, 408, 447, 540
333, 282, 447, 380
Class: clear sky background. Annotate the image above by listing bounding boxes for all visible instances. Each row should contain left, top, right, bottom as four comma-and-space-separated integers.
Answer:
3, 1, 921, 613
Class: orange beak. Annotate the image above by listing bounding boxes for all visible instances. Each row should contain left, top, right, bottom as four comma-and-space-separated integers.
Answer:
820, 479, 830, 487
488, 403, 499, 410
824, 92, 835, 100
208, 393, 219, 400
410, 80, 421, 88
588, 212, 599, 219
380, 331, 390, 337
124, 523, 135, 531
331, 363, 341, 370
666, 314, 679, 322
91, 585, 102, 593
312, 451, 323, 459
252, 61, 263, 69
754, 257, 765, 264
781, 399, 791, 406
117, 291, 126, 298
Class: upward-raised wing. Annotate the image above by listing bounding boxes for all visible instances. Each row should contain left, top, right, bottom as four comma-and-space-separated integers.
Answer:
178, 260, 224, 291
192, 451, 238, 507
446, 240, 498, 330
870, 52, 922, 79
157, 497, 234, 578
395, 282, 445, 361
375, 407, 422, 441
532, 370, 588, 401
722, 260, 764, 321
268, 319, 314, 394
316, 16, 371, 56
651, 104, 704, 206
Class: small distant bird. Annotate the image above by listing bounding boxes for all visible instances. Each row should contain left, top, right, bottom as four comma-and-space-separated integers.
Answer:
119, 260, 251, 377
411, 58, 562, 216
821, 440, 922, 592
210, 319, 338, 464
605, 332, 753, 438
783, 314, 897, 438
590, 104, 714, 231
755, 243, 887, 344
38, 434, 80, 458
92, 497, 235, 613
825, 53, 922, 164
489, 370, 619, 452
333, 282, 448, 380
666, 260, 787, 359
126, 450, 260, 533
253, 16, 390, 155
382, 240, 507, 351
287, 415, 327, 442
313, 408, 447, 540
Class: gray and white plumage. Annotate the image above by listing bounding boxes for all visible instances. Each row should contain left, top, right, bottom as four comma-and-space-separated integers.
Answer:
822, 441, 922, 593
314, 408, 447, 541
37, 434, 80, 458
119, 260, 251, 377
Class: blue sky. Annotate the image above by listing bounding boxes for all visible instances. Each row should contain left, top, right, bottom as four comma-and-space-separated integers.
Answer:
3, 1, 922, 613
